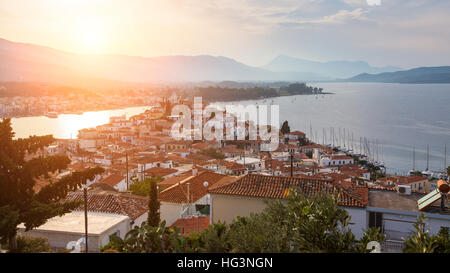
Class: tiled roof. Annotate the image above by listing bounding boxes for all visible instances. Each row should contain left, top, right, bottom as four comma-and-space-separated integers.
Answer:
98, 173, 125, 187
65, 191, 148, 220
171, 217, 210, 236
208, 174, 368, 208
288, 131, 306, 136
158, 171, 194, 189
159, 171, 228, 204
144, 167, 178, 177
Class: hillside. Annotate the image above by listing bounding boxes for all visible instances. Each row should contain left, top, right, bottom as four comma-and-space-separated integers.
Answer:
346, 66, 450, 83
263, 55, 400, 79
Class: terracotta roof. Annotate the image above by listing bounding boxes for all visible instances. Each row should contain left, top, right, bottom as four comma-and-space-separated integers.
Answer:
288, 131, 306, 136
65, 191, 148, 220
208, 174, 368, 208
144, 167, 178, 177
171, 217, 210, 236
378, 175, 427, 185
97, 173, 125, 187
330, 155, 353, 160
159, 171, 228, 203
158, 171, 194, 189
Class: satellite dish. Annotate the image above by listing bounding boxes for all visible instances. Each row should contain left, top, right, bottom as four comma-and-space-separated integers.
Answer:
203, 181, 209, 187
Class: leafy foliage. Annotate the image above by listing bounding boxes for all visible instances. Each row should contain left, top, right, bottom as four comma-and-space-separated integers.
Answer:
0, 118, 104, 251
357, 227, 386, 253
404, 214, 450, 253
403, 213, 438, 253
280, 120, 290, 135
129, 176, 163, 196
106, 190, 389, 253
14, 236, 51, 253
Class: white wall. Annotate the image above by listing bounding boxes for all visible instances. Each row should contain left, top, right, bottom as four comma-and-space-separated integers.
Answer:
160, 202, 182, 226
344, 207, 367, 239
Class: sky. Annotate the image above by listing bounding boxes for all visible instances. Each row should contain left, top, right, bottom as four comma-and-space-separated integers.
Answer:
0, 0, 449, 68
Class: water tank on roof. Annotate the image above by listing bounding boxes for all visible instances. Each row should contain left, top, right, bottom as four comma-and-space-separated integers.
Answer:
437, 180, 450, 193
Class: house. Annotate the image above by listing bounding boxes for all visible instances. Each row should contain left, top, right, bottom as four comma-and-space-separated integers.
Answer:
158, 171, 195, 191
208, 174, 368, 239
143, 167, 179, 179
225, 156, 265, 173
159, 171, 233, 226
366, 188, 450, 251
377, 176, 429, 193
65, 191, 149, 228
95, 174, 128, 191
284, 131, 306, 141
169, 148, 191, 158
18, 212, 130, 252
320, 154, 354, 167
208, 174, 450, 252
203, 159, 248, 176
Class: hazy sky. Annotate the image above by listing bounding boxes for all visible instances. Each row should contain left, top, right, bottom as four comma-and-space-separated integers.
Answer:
1, 0, 449, 68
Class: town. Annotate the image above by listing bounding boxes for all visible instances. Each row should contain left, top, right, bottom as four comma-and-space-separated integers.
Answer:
3, 93, 449, 253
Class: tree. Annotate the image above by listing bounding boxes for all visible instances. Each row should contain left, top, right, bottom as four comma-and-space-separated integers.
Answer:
129, 176, 163, 196
447, 166, 450, 176
357, 227, 386, 253
147, 178, 160, 227
434, 227, 450, 253
403, 213, 438, 253
280, 120, 290, 135
0, 118, 104, 251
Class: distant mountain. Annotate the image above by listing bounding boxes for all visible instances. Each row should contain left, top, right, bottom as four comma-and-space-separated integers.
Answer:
346, 66, 450, 83
0, 37, 330, 84
263, 55, 400, 79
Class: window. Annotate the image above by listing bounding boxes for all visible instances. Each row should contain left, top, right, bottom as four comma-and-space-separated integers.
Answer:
369, 212, 383, 230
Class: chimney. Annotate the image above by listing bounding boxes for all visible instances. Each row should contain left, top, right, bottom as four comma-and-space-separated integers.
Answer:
192, 167, 198, 176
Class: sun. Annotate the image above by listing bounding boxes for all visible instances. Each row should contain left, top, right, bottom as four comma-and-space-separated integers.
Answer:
77, 19, 104, 53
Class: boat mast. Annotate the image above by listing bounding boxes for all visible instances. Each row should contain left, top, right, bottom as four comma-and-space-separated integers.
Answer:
445, 144, 447, 172
426, 144, 429, 171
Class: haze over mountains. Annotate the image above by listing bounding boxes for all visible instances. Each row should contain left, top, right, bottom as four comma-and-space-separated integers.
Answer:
0, 37, 406, 85
263, 55, 401, 79
347, 66, 450, 83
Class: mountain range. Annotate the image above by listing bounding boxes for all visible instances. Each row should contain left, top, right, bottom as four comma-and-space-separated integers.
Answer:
346, 66, 450, 83
262, 55, 400, 79
0, 37, 403, 84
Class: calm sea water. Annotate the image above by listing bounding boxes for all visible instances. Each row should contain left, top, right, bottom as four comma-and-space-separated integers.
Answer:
11, 106, 149, 139
9, 83, 450, 174
213, 82, 450, 174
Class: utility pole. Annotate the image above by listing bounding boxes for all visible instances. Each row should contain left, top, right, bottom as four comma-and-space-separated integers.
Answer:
83, 187, 88, 253
126, 152, 129, 190
290, 153, 293, 178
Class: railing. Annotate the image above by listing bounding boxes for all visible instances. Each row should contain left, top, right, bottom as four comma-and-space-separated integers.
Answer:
384, 229, 412, 241
381, 240, 404, 253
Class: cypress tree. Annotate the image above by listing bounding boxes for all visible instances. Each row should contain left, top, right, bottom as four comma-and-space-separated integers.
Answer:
147, 178, 160, 227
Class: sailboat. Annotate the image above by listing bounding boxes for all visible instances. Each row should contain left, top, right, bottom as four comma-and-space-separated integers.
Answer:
422, 144, 433, 177
408, 146, 416, 176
